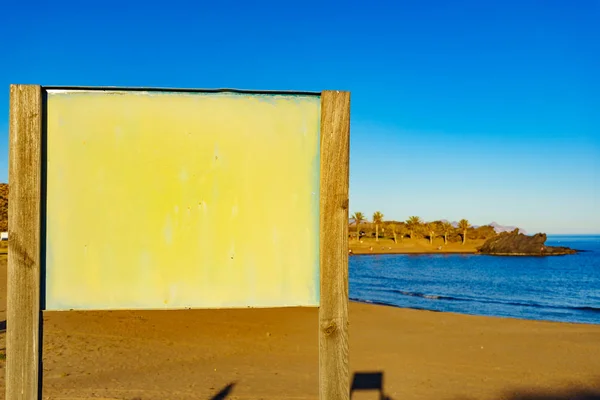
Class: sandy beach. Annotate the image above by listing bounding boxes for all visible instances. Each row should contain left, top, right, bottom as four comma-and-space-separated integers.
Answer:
349, 238, 486, 255
1, 255, 599, 400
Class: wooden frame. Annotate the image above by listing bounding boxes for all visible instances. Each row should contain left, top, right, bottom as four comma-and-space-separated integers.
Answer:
6, 85, 350, 400
319, 91, 351, 400
7, 85, 43, 400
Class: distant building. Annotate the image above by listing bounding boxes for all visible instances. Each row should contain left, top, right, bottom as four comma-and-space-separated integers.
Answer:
0, 232, 7, 241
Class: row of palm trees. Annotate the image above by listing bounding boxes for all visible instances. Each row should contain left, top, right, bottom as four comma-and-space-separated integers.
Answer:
351, 212, 472, 245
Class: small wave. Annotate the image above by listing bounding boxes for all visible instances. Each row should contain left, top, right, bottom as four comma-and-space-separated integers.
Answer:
390, 290, 459, 301
379, 289, 600, 314
574, 306, 600, 313
349, 297, 440, 312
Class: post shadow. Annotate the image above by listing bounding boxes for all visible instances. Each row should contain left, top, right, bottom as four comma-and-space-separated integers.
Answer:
210, 382, 236, 400
459, 387, 600, 400
351, 372, 391, 400
350, 371, 600, 400
501, 388, 600, 400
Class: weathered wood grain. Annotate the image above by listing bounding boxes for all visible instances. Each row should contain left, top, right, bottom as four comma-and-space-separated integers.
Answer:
319, 90, 351, 400
7, 84, 43, 400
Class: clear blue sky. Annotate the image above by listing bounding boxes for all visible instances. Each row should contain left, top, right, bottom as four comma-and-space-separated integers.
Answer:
1, 0, 598, 234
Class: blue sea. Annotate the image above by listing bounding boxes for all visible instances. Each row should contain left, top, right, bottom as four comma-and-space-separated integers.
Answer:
349, 235, 600, 325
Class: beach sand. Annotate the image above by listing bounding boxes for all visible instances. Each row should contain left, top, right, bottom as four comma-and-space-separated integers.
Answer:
349, 238, 486, 255
1, 256, 599, 400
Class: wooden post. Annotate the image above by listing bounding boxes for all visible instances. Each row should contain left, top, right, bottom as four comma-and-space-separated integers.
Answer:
319, 90, 350, 400
6, 84, 43, 400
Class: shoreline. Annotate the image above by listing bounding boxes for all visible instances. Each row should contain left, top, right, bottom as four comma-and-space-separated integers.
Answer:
348, 237, 485, 255
350, 250, 479, 256
348, 298, 600, 326
348, 238, 582, 256
349, 250, 581, 257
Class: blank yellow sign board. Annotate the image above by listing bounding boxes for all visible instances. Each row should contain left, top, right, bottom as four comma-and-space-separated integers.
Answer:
44, 89, 321, 310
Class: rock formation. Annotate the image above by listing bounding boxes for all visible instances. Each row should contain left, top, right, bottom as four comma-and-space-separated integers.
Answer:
0, 183, 7, 232
477, 229, 576, 256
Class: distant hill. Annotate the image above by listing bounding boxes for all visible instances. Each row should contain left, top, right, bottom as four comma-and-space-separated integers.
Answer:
488, 221, 527, 235
440, 219, 527, 235
440, 219, 460, 228
0, 183, 7, 232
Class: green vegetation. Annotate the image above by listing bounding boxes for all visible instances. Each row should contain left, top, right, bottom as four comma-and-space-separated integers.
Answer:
426, 222, 437, 245
398, 225, 407, 243
441, 221, 453, 245
458, 219, 471, 245
350, 213, 498, 245
406, 216, 422, 240
351, 212, 365, 239
372, 211, 384, 242
388, 223, 397, 243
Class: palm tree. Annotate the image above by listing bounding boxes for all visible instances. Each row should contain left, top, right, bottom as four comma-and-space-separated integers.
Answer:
441, 221, 453, 245
426, 222, 437, 245
388, 223, 397, 243
406, 216, 422, 239
458, 219, 470, 245
351, 212, 365, 240
398, 225, 407, 242
372, 211, 384, 242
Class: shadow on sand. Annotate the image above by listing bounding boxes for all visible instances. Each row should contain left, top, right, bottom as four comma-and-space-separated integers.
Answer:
351, 371, 391, 399
210, 382, 236, 400
349, 371, 600, 400
207, 374, 600, 399
465, 388, 600, 400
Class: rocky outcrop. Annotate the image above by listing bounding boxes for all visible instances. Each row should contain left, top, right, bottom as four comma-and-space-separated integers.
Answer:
477, 229, 576, 256
0, 183, 7, 232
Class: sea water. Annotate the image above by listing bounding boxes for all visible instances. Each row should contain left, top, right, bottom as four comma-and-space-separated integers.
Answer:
349, 235, 600, 325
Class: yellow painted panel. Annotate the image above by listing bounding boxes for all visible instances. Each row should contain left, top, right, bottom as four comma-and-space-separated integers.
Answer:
45, 89, 321, 310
